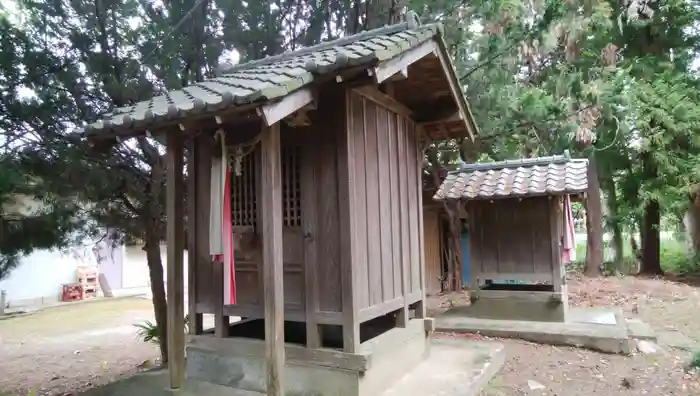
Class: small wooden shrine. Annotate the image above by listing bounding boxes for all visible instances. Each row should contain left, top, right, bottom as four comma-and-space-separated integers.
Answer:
81, 12, 477, 396
434, 154, 588, 322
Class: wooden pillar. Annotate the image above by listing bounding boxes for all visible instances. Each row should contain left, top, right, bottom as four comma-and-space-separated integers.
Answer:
301, 133, 320, 348
211, 134, 229, 338
415, 128, 427, 318
187, 137, 203, 335
260, 122, 285, 395
338, 90, 359, 353
166, 131, 186, 389
551, 197, 564, 293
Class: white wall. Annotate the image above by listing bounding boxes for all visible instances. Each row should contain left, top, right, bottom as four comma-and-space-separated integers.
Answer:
121, 244, 189, 293
0, 249, 79, 304
0, 243, 188, 308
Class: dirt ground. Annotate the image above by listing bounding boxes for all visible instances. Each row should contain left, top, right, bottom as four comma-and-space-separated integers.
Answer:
429, 274, 700, 396
1, 275, 699, 395
0, 297, 160, 395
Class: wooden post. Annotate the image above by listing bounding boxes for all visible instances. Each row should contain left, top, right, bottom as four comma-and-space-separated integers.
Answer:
301, 134, 320, 348
187, 137, 203, 335
166, 131, 186, 389
211, 134, 229, 338
551, 197, 564, 293
260, 122, 285, 395
415, 127, 427, 318
338, 90, 359, 352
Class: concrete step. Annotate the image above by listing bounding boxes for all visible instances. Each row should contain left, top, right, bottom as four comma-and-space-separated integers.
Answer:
381, 337, 506, 396
436, 307, 632, 354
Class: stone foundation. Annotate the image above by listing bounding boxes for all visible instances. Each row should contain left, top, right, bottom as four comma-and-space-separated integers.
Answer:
186, 319, 430, 396
466, 285, 569, 323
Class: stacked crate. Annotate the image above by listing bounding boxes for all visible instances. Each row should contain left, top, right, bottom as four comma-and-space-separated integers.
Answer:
77, 266, 100, 299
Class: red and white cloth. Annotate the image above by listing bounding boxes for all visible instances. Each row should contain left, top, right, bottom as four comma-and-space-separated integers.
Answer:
562, 194, 576, 264
209, 131, 236, 305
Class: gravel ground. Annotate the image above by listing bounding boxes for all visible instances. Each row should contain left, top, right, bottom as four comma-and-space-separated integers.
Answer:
1, 275, 699, 395
429, 274, 700, 396
0, 297, 160, 395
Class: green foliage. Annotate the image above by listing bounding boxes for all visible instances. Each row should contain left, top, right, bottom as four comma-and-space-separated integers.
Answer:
0, 155, 84, 280
134, 314, 190, 345
690, 349, 700, 370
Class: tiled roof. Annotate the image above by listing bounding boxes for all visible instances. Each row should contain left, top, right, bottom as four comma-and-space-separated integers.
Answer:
78, 15, 443, 135
433, 154, 589, 201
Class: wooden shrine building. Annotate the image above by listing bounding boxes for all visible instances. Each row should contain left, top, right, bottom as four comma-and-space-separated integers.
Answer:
434, 154, 588, 322
81, 12, 477, 396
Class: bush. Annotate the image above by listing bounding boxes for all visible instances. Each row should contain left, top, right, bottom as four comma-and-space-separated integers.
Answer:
660, 241, 700, 274
690, 349, 700, 370
134, 314, 190, 345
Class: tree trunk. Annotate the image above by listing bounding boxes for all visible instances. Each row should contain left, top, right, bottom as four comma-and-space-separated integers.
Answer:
639, 148, 663, 275
604, 177, 624, 264
364, 0, 404, 30
584, 153, 604, 277
640, 200, 662, 274
685, 189, 700, 256
145, 234, 169, 365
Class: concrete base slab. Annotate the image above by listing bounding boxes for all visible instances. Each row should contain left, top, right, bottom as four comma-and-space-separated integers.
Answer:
436, 307, 631, 354
381, 337, 505, 396
658, 330, 698, 352
626, 319, 656, 341
78, 370, 265, 396
186, 319, 430, 396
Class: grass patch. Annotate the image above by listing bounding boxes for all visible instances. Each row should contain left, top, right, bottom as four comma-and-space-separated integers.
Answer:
574, 236, 700, 274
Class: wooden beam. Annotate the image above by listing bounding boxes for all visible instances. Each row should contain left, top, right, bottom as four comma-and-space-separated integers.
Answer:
432, 42, 476, 141
166, 131, 186, 389
352, 86, 413, 118
260, 88, 316, 127
186, 137, 203, 335
418, 111, 462, 126
373, 40, 436, 84
260, 122, 285, 395
188, 335, 370, 372
387, 67, 408, 81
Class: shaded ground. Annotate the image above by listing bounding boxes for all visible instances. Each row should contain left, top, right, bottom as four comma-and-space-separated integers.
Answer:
0, 297, 159, 395
2, 275, 699, 395
429, 274, 700, 396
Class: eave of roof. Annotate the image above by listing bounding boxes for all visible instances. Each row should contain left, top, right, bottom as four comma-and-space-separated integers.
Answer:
433, 154, 589, 201
78, 13, 478, 143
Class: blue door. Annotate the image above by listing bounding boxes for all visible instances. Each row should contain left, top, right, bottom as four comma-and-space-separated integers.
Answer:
460, 221, 470, 287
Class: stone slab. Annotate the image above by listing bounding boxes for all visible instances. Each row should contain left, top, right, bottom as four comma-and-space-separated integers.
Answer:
657, 329, 698, 352
78, 370, 265, 396
436, 307, 631, 354
381, 337, 506, 396
625, 319, 656, 341
456, 295, 567, 323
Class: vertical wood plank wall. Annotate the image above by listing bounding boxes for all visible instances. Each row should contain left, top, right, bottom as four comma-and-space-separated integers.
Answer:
423, 208, 442, 294
467, 197, 560, 283
346, 90, 424, 319
193, 88, 426, 331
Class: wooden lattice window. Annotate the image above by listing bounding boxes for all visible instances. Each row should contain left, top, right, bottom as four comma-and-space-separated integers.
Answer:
282, 145, 301, 227
230, 145, 301, 227
231, 152, 257, 226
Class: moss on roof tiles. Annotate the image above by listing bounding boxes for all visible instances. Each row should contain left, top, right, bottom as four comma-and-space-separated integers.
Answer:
79, 19, 444, 135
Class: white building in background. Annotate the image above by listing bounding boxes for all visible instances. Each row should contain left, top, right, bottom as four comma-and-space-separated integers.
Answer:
0, 195, 187, 308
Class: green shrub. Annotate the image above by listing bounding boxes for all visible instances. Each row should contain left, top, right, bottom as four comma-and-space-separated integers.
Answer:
134, 314, 190, 345
660, 240, 700, 274
690, 349, 700, 370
